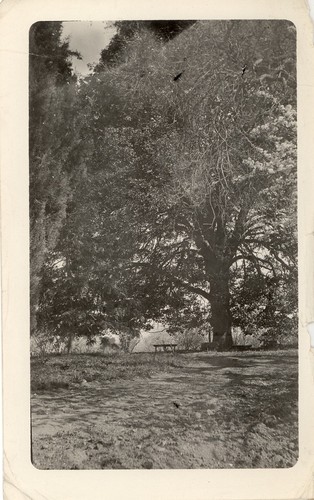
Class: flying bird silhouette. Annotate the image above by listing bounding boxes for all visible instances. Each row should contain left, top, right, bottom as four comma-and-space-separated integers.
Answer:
173, 71, 184, 81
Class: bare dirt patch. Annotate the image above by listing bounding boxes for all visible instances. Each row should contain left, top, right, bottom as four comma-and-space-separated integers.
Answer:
31, 350, 298, 469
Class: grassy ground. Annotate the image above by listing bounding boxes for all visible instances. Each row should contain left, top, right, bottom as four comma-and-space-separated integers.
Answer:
31, 352, 185, 391
31, 350, 298, 469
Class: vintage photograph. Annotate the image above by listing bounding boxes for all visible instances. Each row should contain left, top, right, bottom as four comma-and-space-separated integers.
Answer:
29, 20, 298, 470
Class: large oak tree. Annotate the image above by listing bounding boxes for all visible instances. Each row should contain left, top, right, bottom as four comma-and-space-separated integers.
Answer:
35, 21, 297, 349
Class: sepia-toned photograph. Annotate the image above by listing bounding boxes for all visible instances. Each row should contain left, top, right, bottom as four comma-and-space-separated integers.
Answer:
29, 19, 298, 470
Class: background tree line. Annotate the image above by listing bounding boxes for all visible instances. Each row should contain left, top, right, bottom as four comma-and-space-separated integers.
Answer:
30, 20, 297, 351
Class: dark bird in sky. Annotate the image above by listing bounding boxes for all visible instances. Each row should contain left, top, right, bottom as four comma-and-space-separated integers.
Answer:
173, 71, 184, 81
173, 401, 181, 408
241, 64, 247, 76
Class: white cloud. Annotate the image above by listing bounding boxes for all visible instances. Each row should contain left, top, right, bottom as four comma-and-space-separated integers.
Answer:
62, 21, 116, 75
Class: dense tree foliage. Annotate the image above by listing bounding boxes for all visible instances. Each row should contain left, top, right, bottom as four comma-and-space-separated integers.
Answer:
29, 22, 82, 333
94, 20, 196, 70
31, 20, 297, 349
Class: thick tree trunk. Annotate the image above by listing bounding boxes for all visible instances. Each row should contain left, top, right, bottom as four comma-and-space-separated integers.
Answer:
208, 272, 233, 349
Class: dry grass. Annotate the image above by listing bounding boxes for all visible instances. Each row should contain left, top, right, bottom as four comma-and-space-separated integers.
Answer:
31, 352, 185, 391
31, 349, 298, 469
